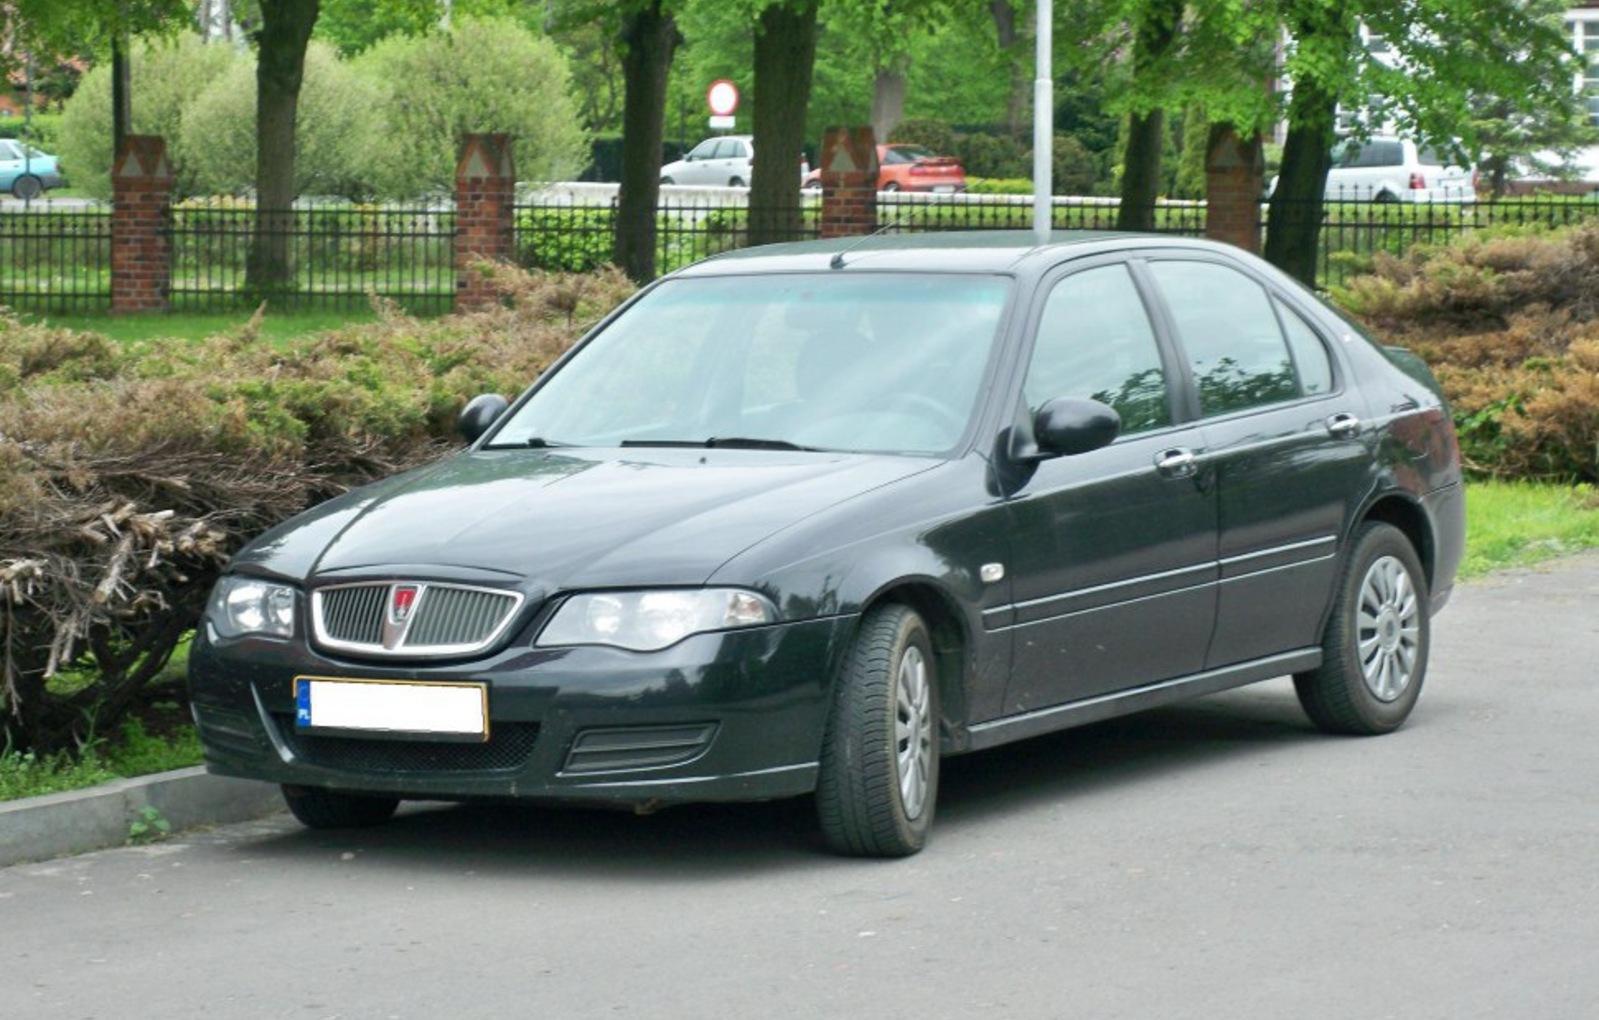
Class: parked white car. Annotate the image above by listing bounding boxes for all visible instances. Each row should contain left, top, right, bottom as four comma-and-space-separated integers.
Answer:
1324, 136, 1476, 203
659, 135, 809, 188
660, 136, 756, 187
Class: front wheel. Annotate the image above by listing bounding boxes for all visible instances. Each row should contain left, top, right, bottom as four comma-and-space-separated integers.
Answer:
816, 603, 940, 857
1294, 522, 1429, 735
282, 785, 400, 829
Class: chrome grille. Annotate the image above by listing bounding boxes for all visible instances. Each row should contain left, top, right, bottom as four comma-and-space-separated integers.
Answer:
311, 581, 524, 659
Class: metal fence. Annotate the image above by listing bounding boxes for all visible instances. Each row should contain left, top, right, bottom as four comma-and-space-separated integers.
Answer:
0, 207, 113, 313
513, 196, 824, 277
167, 204, 456, 314
5, 193, 1599, 315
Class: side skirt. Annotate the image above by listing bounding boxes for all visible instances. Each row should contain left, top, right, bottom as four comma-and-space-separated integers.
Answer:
957, 649, 1321, 754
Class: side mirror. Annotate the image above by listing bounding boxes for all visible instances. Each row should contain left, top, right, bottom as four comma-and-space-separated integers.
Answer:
1031, 397, 1120, 457
458, 393, 509, 443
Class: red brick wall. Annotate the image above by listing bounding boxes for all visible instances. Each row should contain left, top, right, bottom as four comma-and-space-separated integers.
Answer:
819, 127, 880, 240
455, 133, 516, 312
1204, 126, 1264, 255
110, 136, 173, 314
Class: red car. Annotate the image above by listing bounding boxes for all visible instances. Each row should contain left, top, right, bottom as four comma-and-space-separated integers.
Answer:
803, 143, 968, 193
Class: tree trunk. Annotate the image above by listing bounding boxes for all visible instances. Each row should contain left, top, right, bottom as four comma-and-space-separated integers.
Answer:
749, 0, 818, 246
1262, 83, 1338, 286
870, 59, 908, 144
615, 2, 680, 284
248, 0, 320, 295
111, 30, 131, 157
989, 1, 1029, 137
1115, 0, 1182, 231
1118, 110, 1165, 231
1262, 2, 1356, 285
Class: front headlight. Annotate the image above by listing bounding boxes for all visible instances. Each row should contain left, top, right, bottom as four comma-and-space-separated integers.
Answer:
206, 576, 297, 639
536, 588, 776, 652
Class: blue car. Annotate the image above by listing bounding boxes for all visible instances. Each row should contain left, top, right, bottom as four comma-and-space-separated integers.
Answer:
0, 139, 64, 200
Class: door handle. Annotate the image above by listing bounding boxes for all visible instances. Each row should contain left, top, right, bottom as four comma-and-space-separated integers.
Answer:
1326, 412, 1362, 440
1155, 448, 1199, 478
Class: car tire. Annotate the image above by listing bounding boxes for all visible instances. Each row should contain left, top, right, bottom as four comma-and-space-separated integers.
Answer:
816, 603, 939, 857
282, 785, 400, 829
12, 175, 42, 201
660, 176, 674, 186
728, 176, 745, 187
1293, 522, 1429, 736
882, 182, 901, 193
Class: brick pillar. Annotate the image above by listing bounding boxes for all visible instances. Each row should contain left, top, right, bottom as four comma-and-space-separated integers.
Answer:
111, 136, 172, 314
1204, 125, 1265, 255
455, 133, 516, 312
819, 127, 880, 240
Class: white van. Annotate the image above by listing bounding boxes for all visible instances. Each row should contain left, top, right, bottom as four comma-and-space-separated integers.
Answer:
1324, 136, 1476, 203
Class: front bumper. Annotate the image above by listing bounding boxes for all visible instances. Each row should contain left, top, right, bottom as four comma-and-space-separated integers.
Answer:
189, 614, 851, 807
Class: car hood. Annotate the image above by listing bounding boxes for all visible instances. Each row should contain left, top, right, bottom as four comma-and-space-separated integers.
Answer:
231, 448, 936, 593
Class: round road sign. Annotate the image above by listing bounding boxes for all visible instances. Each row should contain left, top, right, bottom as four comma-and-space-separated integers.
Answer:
707, 79, 739, 117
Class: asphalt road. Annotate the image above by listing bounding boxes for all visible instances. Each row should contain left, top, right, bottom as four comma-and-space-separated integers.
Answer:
3, 552, 1596, 1020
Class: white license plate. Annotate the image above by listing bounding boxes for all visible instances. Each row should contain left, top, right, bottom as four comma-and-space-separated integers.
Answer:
294, 677, 488, 741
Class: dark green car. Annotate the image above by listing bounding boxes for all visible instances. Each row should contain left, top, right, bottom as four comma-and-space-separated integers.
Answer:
189, 232, 1464, 857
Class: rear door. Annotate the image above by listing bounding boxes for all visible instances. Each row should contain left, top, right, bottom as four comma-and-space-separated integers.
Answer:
1141, 257, 1370, 668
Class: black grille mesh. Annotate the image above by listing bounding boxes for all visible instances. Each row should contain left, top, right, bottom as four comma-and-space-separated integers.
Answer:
273, 715, 538, 774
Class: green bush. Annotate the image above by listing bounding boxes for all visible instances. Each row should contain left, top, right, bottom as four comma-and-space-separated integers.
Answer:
0, 267, 636, 758
0, 113, 63, 151
957, 131, 1030, 179
1337, 224, 1599, 482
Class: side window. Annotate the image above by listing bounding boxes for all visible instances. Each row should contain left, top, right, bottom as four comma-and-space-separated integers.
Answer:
1025, 265, 1171, 435
1275, 299, 1335, 396
1147, 261, 1299, 416
687, 139, 717, 160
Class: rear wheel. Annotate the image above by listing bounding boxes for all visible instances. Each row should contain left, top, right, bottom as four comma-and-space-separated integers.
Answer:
816, 603, 939, 857
282, 785, 400, 829
882, 181, 901, 193
1294, 522, 1429, 735
728, 176, 746, 187
12, 175, 42, 201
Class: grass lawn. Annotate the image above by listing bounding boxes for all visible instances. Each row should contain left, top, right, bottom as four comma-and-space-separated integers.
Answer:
30, 307, 387, 345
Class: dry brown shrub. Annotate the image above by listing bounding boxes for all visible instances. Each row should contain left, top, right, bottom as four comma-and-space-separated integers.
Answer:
1, 265, 633, 754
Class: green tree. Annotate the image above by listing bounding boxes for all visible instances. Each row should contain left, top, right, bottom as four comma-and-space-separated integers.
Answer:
249, 0, 323, 292
1266, 0, 1576, 283
351, 15, 589, 197
8, 0, 191, 158
56, 34, 238, 200
179, 40, 383, 198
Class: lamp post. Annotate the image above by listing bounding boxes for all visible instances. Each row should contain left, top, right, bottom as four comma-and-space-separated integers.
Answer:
1033, 0, 1053, 244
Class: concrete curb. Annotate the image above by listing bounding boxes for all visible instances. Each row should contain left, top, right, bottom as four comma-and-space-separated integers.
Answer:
0, 768, 284, 868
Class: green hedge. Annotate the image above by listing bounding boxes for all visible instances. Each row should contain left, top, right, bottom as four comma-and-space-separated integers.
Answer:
0, 267, 636, 757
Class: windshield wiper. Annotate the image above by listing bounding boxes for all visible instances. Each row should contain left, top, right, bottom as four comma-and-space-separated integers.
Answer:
620, 437, 817, 451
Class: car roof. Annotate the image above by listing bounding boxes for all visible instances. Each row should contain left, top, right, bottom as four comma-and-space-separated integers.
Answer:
672, 229, 1234, 276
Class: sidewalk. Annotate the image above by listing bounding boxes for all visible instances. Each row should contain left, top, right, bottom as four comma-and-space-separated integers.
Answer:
0, 767, 282, 868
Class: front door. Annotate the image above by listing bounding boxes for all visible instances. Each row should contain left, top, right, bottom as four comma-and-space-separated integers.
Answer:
998, 261, 1218, 714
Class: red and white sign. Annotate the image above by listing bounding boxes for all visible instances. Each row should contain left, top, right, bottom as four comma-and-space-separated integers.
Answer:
707, 79, 739, 117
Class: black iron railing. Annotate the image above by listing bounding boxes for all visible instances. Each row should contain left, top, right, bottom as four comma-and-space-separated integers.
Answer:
0, 206, 113, 313
4, 193, 1599, 315
167, 204, 456, 313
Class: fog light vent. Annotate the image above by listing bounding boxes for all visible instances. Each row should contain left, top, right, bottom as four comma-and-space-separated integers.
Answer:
562, 724, 717, 775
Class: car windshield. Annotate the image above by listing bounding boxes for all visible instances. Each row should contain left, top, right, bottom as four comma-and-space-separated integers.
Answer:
487, 273, 1012, 455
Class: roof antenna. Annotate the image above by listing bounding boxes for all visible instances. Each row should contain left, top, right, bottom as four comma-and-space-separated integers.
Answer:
829, 204, 925, 269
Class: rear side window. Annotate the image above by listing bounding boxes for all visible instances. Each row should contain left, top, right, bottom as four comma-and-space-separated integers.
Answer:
1146, 261, 1301, 416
